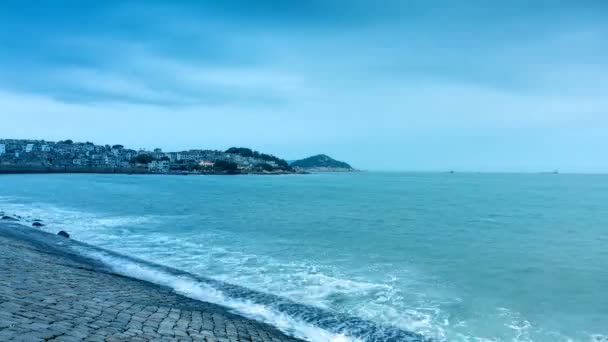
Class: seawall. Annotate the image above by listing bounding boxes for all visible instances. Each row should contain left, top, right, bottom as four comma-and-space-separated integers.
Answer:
0, 221, 302, 342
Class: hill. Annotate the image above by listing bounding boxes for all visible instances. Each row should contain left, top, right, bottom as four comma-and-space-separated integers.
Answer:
0, 139, 297, 174
290, 154, 354, 171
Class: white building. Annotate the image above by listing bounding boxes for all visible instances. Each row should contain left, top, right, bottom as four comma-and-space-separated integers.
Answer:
104, 156, 118, 166
25, 143, 34, 152
177, 152, 206, 162
152, 152, 166, 160
148, 160, 170, 173
41, 144, 51, 152
198, 160, 215, 167
0, 144, 5, 155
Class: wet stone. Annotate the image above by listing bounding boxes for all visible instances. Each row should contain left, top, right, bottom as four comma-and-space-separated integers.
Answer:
0, 224, 302, 342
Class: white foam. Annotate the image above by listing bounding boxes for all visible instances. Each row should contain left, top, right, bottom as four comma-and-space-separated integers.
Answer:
0, 196, 168, 244
590, 334, 608, 342
78, 229, 450, 340
78, 249, 361, 342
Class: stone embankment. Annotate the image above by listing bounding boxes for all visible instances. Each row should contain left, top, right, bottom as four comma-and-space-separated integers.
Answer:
0, 222, 302, 342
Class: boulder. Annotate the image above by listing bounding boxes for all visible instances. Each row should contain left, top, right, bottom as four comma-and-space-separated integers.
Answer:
1, 216, 18, 221
57, 231, 70, 238
32, 222, 45, 227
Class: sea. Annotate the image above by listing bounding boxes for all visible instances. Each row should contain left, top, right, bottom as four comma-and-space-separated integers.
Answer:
1, 172, 607, 342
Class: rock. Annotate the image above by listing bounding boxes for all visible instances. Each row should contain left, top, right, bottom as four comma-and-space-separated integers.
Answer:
2, 216, 18, 221
57, 231, 70, 238
32, 222, 45, 227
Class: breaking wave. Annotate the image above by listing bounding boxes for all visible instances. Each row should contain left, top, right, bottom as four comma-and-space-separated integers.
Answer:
73, 246, 428, 342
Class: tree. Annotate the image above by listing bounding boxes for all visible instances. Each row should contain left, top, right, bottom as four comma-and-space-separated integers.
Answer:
112, 144, 124, 149
214, 160, 239, 172
276, 159, 289, 168
225, 147, 291, 169
258, 163, 274, 172
160, 156, 170, 161
225, 147, 254, 157
131, 154, 155, 164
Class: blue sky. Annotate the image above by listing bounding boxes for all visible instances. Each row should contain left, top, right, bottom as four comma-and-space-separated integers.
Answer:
1, 1, 607, 172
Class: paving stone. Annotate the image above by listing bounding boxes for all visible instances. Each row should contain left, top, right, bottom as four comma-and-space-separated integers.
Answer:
0, 224, 302, 342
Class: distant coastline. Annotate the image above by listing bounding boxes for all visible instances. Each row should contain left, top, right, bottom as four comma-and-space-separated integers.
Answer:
0, 139, 358, 176
0, 165, 305, 176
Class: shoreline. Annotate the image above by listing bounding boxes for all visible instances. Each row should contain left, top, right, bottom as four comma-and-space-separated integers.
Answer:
0, 166, 306, 176
0, 218, 428, 342
0, 221, 304, 342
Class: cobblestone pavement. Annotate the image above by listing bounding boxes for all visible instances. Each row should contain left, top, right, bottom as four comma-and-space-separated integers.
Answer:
0, 223, 303, 342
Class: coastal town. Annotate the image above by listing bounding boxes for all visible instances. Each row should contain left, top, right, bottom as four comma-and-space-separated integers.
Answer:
0, 139, 298, 174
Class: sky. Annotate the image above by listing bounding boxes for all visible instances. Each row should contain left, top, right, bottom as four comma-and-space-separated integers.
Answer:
0, 0, 607, 172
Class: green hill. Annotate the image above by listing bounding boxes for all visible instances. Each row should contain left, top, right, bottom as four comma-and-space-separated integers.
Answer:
290, 154, 353, 170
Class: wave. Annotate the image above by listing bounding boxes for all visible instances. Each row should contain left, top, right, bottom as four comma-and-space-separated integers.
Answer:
104, 234, 452, 340
71, 245, 429, 342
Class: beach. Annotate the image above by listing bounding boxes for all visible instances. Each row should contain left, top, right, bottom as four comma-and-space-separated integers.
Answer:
0, 221, 302, 342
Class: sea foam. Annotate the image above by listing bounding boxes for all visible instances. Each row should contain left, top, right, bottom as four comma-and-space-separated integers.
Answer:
77, 248, 361, 342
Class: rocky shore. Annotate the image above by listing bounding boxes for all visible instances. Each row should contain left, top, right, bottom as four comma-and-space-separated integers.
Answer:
0, 221, 302, 342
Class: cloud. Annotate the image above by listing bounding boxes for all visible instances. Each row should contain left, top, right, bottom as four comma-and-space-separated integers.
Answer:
1, 1, 607, 171
0, 41, 306, 107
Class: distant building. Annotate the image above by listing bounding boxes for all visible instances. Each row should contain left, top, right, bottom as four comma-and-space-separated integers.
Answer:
178, 151, 206, 162
198, 160, 215, 167
148, 160, 169, 173
152, 152, 166, 160
168, 152, 179, 162
0, 139, 292, 174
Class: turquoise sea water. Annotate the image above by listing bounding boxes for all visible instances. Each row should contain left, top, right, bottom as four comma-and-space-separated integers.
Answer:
1, 173, 607, 341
